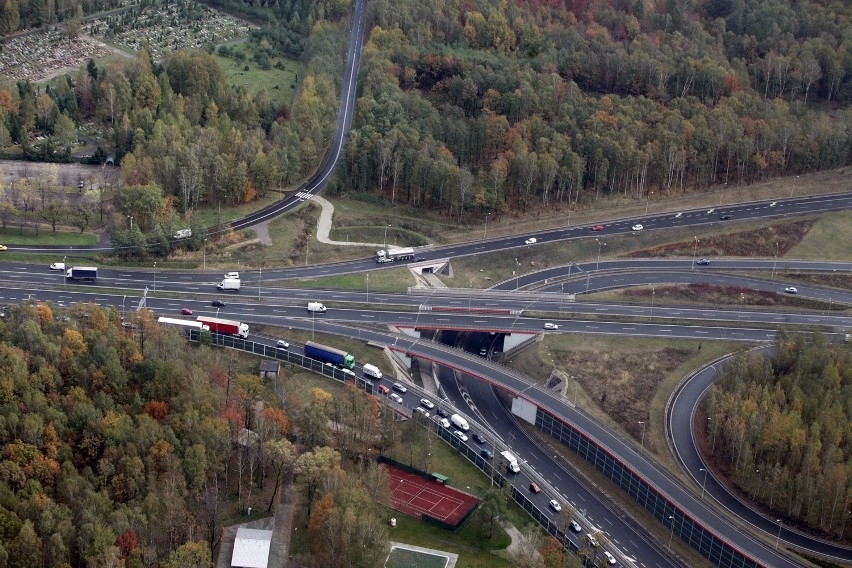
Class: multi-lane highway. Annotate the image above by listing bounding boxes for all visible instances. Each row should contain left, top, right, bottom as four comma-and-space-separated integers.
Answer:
0, 0, 848, 559
4, 264, 850, 567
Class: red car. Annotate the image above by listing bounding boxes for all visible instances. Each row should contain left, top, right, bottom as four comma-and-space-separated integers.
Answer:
180, 307, 193, 315
590, 225, 604, 231
377, 384, 390, 395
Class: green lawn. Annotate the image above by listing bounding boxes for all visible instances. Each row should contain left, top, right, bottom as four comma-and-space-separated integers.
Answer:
787, 210, 852, 261
0, 228, 99, 246
387, 513, 511, 568
214, 45, 302, 107
386, 546, 449, 568
277, 266, 418, 292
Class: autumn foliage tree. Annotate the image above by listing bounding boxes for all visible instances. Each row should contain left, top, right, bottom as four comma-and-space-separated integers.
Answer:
704, 333, 852, 539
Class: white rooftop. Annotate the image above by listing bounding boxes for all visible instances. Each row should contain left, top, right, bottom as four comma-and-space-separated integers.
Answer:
231, 527, 272, 568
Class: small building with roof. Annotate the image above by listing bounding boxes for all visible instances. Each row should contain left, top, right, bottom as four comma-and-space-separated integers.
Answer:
230, 527, 272, 568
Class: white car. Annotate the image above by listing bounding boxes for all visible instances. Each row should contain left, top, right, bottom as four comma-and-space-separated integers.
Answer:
413, 407, 430, 418
603, 550, 617, 565
548, 499, 561, 512
784, 287, 798, 294
543, 323, 559, 330
341, 368, 356, 377
570, 520, 582, 533
50, 262, 65, 271
420, 398, 435, 409
770, 201, 777, 207
524, 237, 537, 245
276, 339, 289, 349
389, 393, 403, 404
453, 430, 468, 442
631, 224, 644, 231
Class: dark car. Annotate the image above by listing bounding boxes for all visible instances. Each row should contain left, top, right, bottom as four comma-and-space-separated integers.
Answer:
719, 214, 733, 220
472, 433, 486, 444
480, 448, 494, 459
412, 256, 426, 262
695, 258, 710, 266
436, 408, 448, 418
211, 299, 226, 307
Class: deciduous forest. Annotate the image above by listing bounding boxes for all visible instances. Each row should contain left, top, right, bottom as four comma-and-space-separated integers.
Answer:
0, 302, 396, 566
330, 0, 852, 219
704, 333, 852, 539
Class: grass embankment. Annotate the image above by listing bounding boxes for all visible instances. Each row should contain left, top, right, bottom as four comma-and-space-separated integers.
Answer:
502, 335, 741, 567
214, 45, 302, 108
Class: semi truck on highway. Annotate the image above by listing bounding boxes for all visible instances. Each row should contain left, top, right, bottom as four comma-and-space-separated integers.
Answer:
217, 278, 241, 291
65, 266, 98, 280
500, 450, 520, 473
157, 317, 210, 333
196, 316, 249, 338
376, 247, 415, 262
304, 341, 355, 370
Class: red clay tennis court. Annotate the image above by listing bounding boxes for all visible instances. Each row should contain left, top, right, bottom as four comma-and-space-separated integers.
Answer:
383, 464, 479, 527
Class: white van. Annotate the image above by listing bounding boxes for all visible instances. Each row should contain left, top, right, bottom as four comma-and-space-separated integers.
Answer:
363, 364, 383, 379
450, 413, 470, 431
307, 302, 326, 313
224, 271, 240, 280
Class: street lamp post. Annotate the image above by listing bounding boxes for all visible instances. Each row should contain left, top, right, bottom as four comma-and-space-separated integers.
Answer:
122, 295, 126, 319
127, 215, 133, 232
258, 266, 262, 300
668, 516, 675, 551
595, 239, 605, 273
638, 421, 646, 449
692, 236, 698, 269
515, 258, 521, 291
383, 224, 391, 251
700, 468, 708, 499
651, 287, 655, 317
773, 242, 779, 278
63, 255, 67, 288
775, 519, 783, 550
645, 191, 654, 215
153, 262, 157, 292
484, 213, 491, 237
366, 273, 370, 303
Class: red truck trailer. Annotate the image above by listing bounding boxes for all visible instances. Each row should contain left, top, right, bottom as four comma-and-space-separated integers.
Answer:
196, 316, 249, 338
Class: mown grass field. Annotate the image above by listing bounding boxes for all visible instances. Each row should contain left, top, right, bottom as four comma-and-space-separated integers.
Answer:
214, 45, 302, 107
0, 228, 99, 246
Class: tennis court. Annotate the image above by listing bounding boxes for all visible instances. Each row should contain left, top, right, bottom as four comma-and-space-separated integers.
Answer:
384, 464, 479, 527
